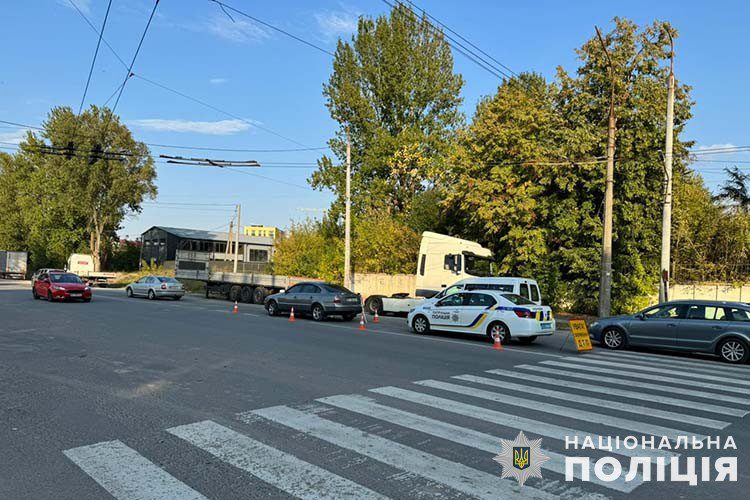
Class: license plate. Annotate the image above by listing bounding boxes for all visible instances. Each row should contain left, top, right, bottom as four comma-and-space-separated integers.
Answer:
346, 298, 359, 303
70, 292, 82, 296
540, 322, 552, 330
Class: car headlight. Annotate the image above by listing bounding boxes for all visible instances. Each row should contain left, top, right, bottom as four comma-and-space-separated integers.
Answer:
408, 308, 415, 314
589, 321, 599, 329
84, 286, 91, 291
53, 285, 65, 291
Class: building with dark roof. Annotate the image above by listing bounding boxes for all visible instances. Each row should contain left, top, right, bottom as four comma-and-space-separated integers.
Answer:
140, 226, 274, 266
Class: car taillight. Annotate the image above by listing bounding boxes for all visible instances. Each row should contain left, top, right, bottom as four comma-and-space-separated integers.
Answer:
513, 308, 534, 319
161, 283, 167, 290
333, 296, 341, 304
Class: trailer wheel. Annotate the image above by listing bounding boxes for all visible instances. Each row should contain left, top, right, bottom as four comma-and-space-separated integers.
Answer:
229, 285, 241, 302
240, 286, 253, 303
252, 286, 268, 304
364, 296, 384, 315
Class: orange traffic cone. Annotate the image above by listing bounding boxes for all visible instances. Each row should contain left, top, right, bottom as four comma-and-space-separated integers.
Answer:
359, 314, 366, 331
373, 310, 379, 323
492, 333, 503, 350
289, 307, 296, 322
232, 301, 239, 314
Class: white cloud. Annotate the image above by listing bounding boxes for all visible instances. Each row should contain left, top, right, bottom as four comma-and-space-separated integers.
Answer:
0, 129, 32, 145
129, 119, 251, 135
209, 78, 227, 85
696, 143, 736, 151
315, 10, 359, 38
60, 0, 92, 15
206, 15, 270, 44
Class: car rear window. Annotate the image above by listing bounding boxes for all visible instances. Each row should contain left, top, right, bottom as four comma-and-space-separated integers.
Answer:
322, 284, 354, 294
502, 293, 534, 305
157, 277, 179, 283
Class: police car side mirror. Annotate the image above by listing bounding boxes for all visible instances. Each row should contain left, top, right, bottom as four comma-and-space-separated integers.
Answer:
635, 313, 645, 320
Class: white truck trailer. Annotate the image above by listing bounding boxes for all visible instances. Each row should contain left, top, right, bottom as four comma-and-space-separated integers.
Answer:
362, 232, 496, 315
174, 249, 318, 304
66, 254, 118, 285
0, 251, 28, 279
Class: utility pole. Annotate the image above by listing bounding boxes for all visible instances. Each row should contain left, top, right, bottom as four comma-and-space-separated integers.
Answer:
659, 28, 676, 303
344, 130, 352, 290
233, 204, 241, 273
596, 26, 616, 318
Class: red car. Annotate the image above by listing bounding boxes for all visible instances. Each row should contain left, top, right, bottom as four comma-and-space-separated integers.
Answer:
33, 271, 92, 302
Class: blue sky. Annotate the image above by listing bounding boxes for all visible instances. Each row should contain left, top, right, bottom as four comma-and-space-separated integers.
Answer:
1, 0, 748, 239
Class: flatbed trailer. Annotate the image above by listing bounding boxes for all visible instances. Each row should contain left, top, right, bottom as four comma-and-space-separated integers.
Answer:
175, 250, 318, 304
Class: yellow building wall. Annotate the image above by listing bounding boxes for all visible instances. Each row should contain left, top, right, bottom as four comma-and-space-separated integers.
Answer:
243, 226, 279, 238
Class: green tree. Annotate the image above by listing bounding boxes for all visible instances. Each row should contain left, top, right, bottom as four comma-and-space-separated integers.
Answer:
716, 166, 750, 213
311, 3, 463, 225
271, 219, 344, 282
10, 106, 156, 270
445, 19, 694, 313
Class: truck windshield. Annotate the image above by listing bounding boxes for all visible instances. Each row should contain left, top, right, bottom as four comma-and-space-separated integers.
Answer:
464, 254, 493, 277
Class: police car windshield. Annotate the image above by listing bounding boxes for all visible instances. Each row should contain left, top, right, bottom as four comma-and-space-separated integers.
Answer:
502, 293, 534, 305
464, 254, 493, 277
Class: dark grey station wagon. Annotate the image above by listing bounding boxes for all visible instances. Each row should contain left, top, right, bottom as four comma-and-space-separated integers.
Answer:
589, 300, 750, 364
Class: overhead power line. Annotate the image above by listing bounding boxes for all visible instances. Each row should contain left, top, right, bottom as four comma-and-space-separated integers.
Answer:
403, 0, 516, 78
109, 0, 160, 116
0, 119, 328, 154
208, 0, 336, 57
381, 0, 511, 80
75, 0, 113, 115
65, 2, 322, 150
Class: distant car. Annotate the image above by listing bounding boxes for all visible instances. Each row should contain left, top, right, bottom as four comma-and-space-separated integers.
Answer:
126, 276, 185, 300
31, 268, 64, 286
33, 271, 91, 302
264, 282, 362, 321
589, 300, 750, 364
407, 290, 555, 344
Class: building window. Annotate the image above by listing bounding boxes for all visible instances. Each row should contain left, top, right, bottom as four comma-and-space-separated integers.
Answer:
247, 249, 269, 262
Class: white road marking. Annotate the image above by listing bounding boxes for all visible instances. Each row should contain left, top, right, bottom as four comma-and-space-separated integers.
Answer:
246, 405, 556, 500
487, 368, 748, 417
318, 394, 640, 493
564, 357, 750, 387
455, 373, 730, 428
592, 350, 750, 374
168, 420, 386, 500
63, 440, 208, 500
540, 360, 750, 396
9, 328, 38, 334
416, 379, 707, 441
370, 386, 676, 459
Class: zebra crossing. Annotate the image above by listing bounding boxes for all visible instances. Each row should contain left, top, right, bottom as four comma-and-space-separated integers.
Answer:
63, 350, 749, 499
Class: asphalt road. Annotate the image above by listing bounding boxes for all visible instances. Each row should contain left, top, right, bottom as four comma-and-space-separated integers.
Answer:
0, 280, 747, 500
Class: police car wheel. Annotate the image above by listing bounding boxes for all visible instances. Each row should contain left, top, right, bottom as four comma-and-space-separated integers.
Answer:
602, 328, 625, 349
487, 322, 509, 344
412, 315, 429, 334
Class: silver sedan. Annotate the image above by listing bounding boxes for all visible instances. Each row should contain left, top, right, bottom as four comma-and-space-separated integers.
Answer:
126, 275, 185, 300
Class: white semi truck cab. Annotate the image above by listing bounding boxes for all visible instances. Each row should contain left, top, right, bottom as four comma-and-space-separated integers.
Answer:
364, 232, 496, 315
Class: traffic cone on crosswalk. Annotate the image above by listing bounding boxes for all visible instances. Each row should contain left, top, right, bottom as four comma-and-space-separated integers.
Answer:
373, 310, 379, 323
289, 307, 296, 322
359, 313, 366, 331
232, 301, 239, 314
492, 333, 503, 350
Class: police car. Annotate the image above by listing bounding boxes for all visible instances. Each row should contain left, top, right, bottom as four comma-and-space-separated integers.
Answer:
407, 290, 555, 344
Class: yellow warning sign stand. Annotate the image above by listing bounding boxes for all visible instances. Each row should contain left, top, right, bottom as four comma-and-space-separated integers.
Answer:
567, 318, 593, 351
